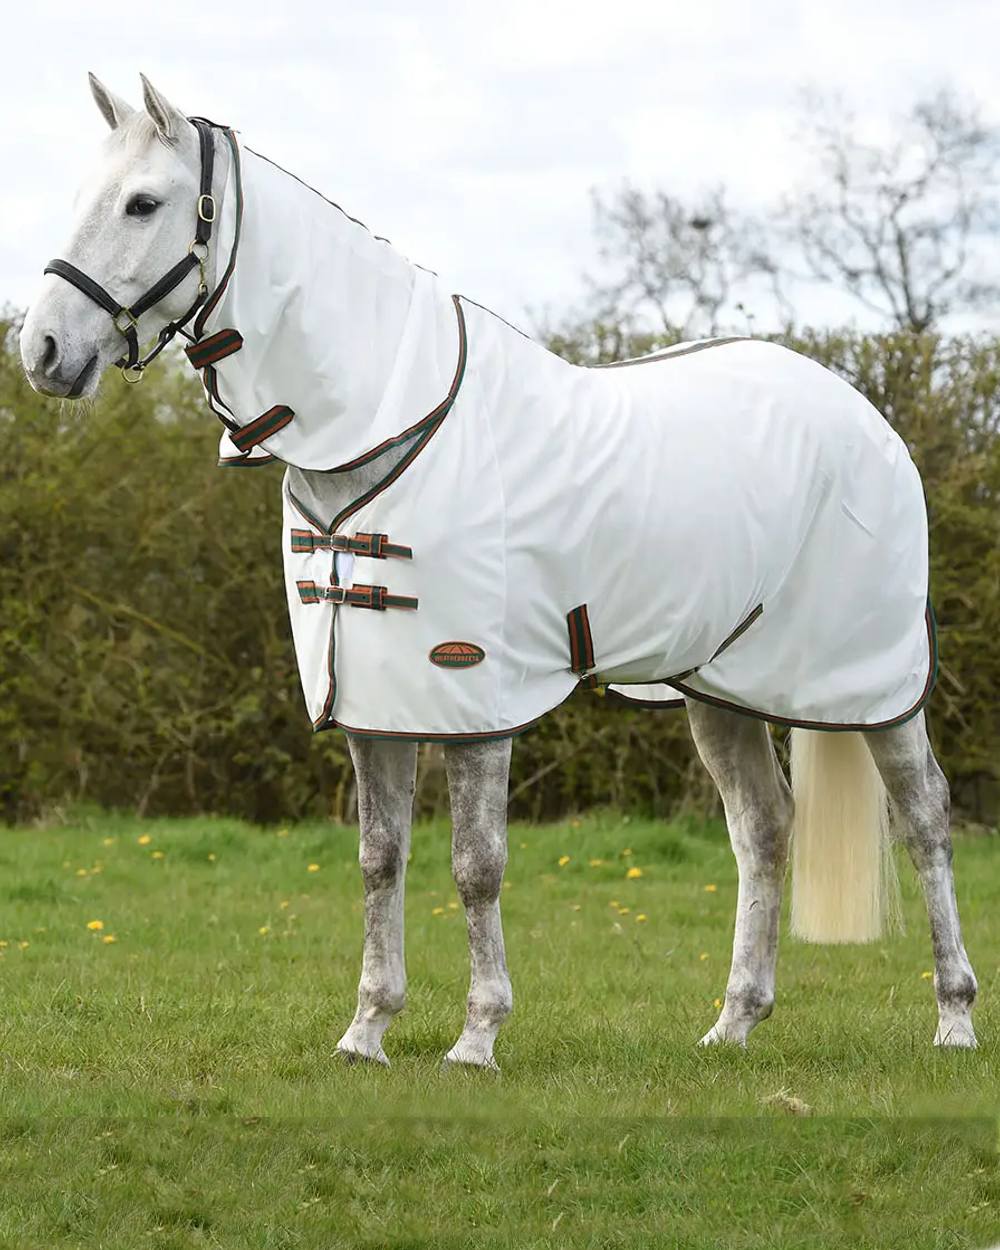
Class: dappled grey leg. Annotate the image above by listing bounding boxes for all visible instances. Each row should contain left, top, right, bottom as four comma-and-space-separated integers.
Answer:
686, 699, 794, 1047
442, 739, 514, 1071
336, 737, 417, 1066
864, 714, 977, 1048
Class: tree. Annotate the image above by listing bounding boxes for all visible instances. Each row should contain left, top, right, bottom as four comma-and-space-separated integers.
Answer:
785, 88, 1000, 332
570, 88, 1000, 340
582, 184, 784, 339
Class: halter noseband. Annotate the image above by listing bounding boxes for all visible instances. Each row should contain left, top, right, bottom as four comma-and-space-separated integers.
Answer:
43, 117, 218, 384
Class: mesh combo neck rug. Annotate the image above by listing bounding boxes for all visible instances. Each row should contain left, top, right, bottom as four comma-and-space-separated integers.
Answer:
186, 127, 935, 741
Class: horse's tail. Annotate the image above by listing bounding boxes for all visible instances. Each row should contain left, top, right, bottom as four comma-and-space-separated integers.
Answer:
789, 729, 898, 944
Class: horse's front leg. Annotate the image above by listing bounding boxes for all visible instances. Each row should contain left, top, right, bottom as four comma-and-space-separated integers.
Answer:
442, 738, 514, 1071
336, 736, 417, 1066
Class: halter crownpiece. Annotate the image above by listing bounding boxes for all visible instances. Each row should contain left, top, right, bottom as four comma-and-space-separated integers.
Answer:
43, 117, 219, 383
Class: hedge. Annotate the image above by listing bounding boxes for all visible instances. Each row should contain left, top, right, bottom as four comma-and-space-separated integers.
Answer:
2, 317, 998, 823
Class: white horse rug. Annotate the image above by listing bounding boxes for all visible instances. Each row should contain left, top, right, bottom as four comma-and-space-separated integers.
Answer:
188, 131, 935, 740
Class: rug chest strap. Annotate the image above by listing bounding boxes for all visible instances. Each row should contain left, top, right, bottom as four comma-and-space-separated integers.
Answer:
290, 529, 412, 559
296, 580, 418, 611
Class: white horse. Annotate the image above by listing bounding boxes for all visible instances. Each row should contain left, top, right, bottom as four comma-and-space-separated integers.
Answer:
20, 76, 977, 1068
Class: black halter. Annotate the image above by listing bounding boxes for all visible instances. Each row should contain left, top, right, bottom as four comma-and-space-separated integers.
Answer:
43, 117, 218, 383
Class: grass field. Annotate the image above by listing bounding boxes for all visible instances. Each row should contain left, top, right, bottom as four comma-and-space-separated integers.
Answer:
0, 808, 995, 1248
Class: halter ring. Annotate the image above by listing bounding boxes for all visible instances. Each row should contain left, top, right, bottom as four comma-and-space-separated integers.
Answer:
113, 308, 139, 335
120, 364, 145, 384
197, 194, 217, 223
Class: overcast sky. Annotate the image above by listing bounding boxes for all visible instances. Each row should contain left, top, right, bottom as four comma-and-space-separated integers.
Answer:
4, 0, 999, 334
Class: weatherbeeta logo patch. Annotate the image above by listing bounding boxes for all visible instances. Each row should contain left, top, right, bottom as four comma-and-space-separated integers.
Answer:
429, 641, 486, 669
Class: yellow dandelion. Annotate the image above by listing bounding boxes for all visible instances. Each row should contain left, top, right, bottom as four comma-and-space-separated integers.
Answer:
588, 858, 605, 868
447, 901, 459, 911
617, 907, 631, 916
609, 899, 620, 908
307, 863, 320, 873
137, 834, 152, 846
259, 925, 270, 936
0, 941, 7, 949
90, 865, 103, 875
102, 934, 117, 945
519, 841, 528, 849
432, 906, 446, 916
207, 853, 217, 862
502, 881, 512, 890
101, 837, 115, 848
86, 920, 104, 931
921, 970, 934, 980
18, 941, 29, 950
277, 828, 290, 838
704, 883, 718, 893
622, 848, 633, 858
699, 952, 710, 961
714, 997, 723, 1009
571, 904, 582, 912
626, 866, 643, 880
75, 868, 88, 878
151, 850, 165, 860
635, 913, 648, 923
279, 900, 290, 910
558, 855, 571, 867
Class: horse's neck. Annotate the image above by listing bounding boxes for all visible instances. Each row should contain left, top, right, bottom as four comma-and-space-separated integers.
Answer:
286, 435, 419, 532
219, 143, 418, 429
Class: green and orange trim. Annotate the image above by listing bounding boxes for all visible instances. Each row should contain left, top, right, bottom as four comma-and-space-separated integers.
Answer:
567, 604, 596, 677
231, 404, 295, 453
290, 529, 412, 559
186, 328, 243, 370
296, 580, 418, 611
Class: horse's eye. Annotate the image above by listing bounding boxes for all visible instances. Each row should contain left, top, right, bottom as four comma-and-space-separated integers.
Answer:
126, 195, 160, 218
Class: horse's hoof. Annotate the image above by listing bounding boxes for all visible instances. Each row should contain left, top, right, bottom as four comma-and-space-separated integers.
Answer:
441, 1048, 501, 1075
934, 1022, 977, 1049
335, 1043, 390, 1068
698, 1024, 748, 1049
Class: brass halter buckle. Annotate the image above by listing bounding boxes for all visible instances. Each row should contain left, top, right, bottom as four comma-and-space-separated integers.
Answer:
113, 307, 139, 336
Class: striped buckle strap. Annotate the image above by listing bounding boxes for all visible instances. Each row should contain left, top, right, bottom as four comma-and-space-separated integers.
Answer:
567, 603, 596, 676
185, 328, 244, 370
290, 530, 412, 559
231, 405, 295, 453
295, 581, 418, 611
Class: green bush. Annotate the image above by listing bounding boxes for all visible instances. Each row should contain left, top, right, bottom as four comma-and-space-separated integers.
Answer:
2, 318, 998, 823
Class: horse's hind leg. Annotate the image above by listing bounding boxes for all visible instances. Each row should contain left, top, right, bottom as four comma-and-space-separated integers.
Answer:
442, 739, 514, 1071
864, 713, 977, 1048
336, 736, 417, 1066
686, 699, 794, 1047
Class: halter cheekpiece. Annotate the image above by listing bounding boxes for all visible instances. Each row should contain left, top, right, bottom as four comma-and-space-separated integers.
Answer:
43, 117, 219, 383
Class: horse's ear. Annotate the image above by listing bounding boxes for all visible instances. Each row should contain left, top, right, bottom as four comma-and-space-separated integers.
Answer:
139, 73, 185, 144
89, 73, 135, 130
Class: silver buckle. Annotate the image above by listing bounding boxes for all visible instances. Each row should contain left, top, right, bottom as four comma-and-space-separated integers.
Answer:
197, 194, 217, 223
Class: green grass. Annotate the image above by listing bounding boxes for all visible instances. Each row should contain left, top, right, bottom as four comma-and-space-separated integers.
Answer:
0, 809, 995, 1248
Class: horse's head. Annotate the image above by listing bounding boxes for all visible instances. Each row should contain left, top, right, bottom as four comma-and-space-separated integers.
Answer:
20, 74, 210, 398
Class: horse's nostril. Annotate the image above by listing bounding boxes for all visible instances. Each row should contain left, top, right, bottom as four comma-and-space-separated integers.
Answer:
40, 335, 59, 375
